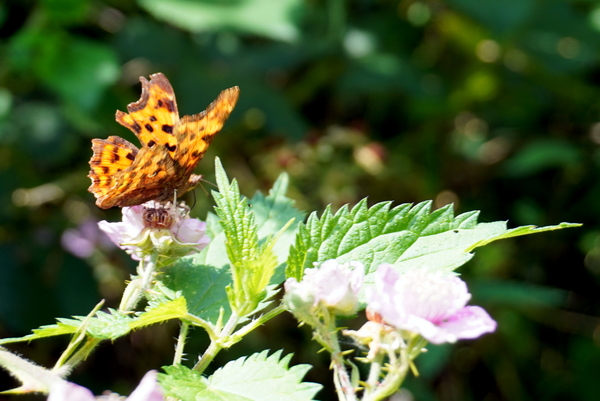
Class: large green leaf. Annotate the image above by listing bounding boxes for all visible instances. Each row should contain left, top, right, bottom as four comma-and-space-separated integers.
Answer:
287, 199, 580, 290
159, 350, 321, 401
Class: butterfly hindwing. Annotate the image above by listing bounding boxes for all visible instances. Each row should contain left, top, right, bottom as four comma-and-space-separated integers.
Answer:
91, 145, 177, 209
88, 136, 139, 200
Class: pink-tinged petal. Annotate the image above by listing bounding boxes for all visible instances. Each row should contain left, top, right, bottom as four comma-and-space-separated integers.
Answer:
367, 264, 405, 325
98, 220, 128, 246
47, 381, 95, 401
121, 206, 147, 238
285, 260, 364, 316
428, 306, 497, 344
174, 219, 209, 245
127, 370, 164, 401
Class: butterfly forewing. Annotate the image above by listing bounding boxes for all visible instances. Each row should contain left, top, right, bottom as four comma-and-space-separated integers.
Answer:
174, 86, 240, 177
115, 73, 179, 153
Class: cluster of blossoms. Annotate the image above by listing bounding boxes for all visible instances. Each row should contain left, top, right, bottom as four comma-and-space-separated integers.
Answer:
284, 260, 497, 346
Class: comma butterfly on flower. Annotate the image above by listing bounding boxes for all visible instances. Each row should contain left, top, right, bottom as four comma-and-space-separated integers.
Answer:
88, 73, 239, 209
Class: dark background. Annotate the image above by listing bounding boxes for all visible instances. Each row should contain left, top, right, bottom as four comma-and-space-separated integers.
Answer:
0, 0, 599, 400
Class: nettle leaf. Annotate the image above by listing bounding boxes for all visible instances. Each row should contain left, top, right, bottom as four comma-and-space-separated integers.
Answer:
212, 158, 279, 315
159, 350, 321, 401
0, 322, 78, 345
287, 199, 580, 283
250, 172, 306, 284
159, 257, 232, 324
130, 297, 188, 330
0, 310, 134, 344
159, 159, 301, 324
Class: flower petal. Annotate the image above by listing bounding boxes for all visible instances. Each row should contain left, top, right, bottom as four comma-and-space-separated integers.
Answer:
127, 370, 164, 401
47, 381, 95, 401
429, 306, 497, 344
174, 219, 208, 245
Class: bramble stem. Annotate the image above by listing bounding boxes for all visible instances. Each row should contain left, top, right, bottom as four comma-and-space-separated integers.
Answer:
174, 321, 190, 365
192, 312, 240, 374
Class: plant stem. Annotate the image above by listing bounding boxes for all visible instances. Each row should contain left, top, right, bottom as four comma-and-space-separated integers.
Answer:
192, 312, 240, 374
173, 321, 189, 365
119, 258, 157, 312
54, 338, 102, 377
313, 310, 356, 401
228, 305, 286, 344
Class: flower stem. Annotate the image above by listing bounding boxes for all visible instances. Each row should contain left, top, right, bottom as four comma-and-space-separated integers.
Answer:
173, 321, 190, 365
312, 310, 356, 401
119, 259, 156, 312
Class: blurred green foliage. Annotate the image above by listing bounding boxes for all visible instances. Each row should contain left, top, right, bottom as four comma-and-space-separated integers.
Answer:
0, 0, 598, 400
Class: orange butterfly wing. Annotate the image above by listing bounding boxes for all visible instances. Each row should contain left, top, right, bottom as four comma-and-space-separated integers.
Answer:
174, 86, 240, 188
88, 73, 239, 209
115, 73, 179, 154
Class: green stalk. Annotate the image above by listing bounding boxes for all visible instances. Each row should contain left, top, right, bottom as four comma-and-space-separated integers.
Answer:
173, 321, 190, 365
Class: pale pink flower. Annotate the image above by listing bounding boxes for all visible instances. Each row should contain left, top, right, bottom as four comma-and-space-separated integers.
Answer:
284, 259, 364, 316
48, 370, 163, 401
98, 201, 210, 260
367, 264, 496, 344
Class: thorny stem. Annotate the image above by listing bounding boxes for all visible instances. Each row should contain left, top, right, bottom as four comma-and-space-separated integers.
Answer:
173, 321, 190, 365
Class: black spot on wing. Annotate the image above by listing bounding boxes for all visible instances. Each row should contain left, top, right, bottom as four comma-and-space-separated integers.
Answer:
162, 125, 173, 134
148, 140, 156, 148
126, 152, 135, 161
145, 124, 154, 133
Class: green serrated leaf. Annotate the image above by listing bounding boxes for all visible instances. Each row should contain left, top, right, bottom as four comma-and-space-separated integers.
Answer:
0, 321, 78, 345
130, 297, 188, 330
82, 309, 134, 339
159, 364, 210, 401
0, 309, 133, 344
250, 172, 305, 282
159, 171, 300, 324
212, 158, 280, 316
287, 199, 580, 290
159, 350, 321, 401
160, 257, 232, 324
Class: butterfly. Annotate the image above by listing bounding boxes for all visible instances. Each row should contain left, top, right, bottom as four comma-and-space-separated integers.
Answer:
88, 73, 239, 209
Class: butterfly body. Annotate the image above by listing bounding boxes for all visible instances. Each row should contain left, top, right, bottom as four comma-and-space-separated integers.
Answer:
88, 73, 239, 209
